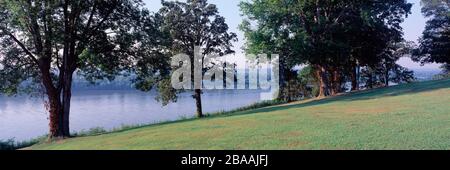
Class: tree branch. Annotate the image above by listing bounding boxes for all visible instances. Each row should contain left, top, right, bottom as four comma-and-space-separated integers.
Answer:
82, 1, 98, 38
0, 26, 40, 65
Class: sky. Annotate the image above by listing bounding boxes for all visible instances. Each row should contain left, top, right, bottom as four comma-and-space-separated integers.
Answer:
143, 0, 442, 71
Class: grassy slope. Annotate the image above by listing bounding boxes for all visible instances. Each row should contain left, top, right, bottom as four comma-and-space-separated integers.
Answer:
31, 79, 450, 150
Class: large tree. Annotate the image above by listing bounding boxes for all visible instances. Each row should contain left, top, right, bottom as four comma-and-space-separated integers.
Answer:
0, 0, 145, 139
414, 0, 450, 64
240, 0, 411, 97
139, 0, 237, 118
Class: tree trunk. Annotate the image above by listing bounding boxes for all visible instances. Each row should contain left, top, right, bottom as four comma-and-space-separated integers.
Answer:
315, 65, 328, 98
61, 71, 74, 136
384, 68, 389, 87
40, 66, 64, 139
330, 67, 340, 96
194, 89, 203, 118
278, 65, 287, 101
335, 69, 340, 95
46, 89, 63, 139
351, 65, 359, 91
368, 72, 374, 89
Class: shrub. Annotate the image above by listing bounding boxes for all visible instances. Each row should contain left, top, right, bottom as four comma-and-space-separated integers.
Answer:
0, 139, 15, 150
73, 127, 108, 137
0, 136, 46, 150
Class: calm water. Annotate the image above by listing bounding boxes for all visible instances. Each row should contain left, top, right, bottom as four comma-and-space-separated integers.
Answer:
0, 90, 264, 141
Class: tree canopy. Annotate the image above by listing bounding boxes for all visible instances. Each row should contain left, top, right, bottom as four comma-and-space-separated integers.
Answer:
414, 0, 450, 64
0, 0, 147, 138
134, 0, 237, 117
240, 0, 412, 97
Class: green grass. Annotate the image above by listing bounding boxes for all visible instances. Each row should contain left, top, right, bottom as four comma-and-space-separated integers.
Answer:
29, 79, 450, 150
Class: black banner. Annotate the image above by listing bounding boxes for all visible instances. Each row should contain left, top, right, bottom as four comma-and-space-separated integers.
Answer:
0, 150, 448, 169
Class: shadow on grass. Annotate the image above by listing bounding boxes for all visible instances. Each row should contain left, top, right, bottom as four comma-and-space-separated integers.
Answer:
223, 79, 450, 117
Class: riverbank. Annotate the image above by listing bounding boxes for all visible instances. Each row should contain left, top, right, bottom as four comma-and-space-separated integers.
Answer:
0, 89, 269, 142
26, 79, 450, 149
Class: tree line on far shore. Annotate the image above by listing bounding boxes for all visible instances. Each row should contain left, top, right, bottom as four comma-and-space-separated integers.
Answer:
0, 0, 448, 140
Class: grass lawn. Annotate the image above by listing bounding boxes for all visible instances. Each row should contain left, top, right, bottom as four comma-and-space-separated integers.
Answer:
30, 79, 450, 150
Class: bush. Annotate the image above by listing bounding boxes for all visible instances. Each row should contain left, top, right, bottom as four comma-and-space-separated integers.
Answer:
73, 127, 108, 137
0, 136, 46, 150
0, 139, 15, 150
433, 73, 450, 80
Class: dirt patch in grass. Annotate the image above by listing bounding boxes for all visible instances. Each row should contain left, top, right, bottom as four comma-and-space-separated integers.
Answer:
286, 140, 308, 148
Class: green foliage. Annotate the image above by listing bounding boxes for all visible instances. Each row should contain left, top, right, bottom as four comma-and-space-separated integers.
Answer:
0, 0, 150, 137
298, 65, 320, 97
135, 0, 238, 108
0, 0, 146, 95
433, 73, 450, 80
360, 65, 415, 89
276, 69, 315, 101
414, 0, 450, 64
240, 0, 411, 65
72, 127, 108, 137
240, 0, 413, 96
132, 9, 172, 92
155, 78, 178, 106
0, 136, 47, 150
433, 64, 450, 80
0, 139, 15, 150
360, 41, 416, 88
442, 64, 450, 74
159, 0, 238, 55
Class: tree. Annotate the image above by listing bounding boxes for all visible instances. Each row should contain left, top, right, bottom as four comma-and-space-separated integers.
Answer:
240, 0, 412, 97
132, 9, 174, 106
145, 0, 237, 118
376, 41, 415, 87
239, 0, 306, 100
0, 0, 145, 139
442, 63, 450, 74
413, 0, 450, 64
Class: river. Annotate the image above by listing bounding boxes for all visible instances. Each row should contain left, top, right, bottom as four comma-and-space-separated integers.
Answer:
0, 89, 265, 141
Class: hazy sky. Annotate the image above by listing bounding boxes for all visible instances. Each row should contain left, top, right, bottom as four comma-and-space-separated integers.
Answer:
143, 0, 442, 71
